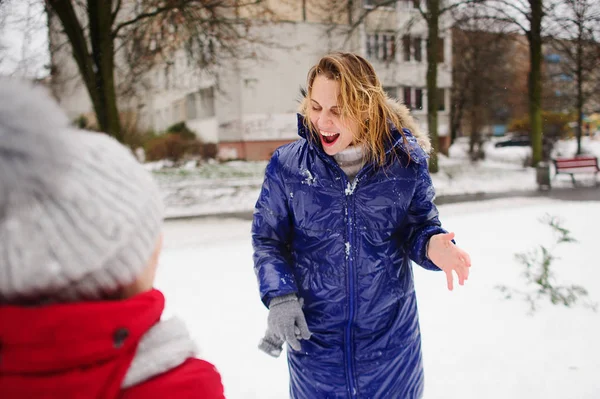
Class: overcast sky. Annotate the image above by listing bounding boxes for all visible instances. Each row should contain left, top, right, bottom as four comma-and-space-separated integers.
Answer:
0, 0, 49, 79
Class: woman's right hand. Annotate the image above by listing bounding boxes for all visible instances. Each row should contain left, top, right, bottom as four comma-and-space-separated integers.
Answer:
267, 294, 312, 351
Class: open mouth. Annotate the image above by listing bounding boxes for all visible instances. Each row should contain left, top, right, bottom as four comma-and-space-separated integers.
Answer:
320, 130, 340, 146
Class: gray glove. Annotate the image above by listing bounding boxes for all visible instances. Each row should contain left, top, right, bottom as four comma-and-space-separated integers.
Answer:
258, 330, 285, 358
264, 294, 311, 352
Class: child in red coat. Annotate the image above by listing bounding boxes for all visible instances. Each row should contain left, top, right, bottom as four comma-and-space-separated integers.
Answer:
0, 78, 225, 399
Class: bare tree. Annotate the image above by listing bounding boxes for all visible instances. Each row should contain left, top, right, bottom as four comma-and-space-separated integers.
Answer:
451, 18, 514, 160
337, 0, 484, 173
480, 0, 559, 166
45, 0, 278, 143
546, 0, 600, 155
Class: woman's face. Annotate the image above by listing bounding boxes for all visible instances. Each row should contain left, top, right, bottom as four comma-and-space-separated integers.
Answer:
309, 75, 359, 156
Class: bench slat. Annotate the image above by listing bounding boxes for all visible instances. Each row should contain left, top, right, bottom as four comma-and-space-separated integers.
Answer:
554, 157, 598, 171
556, 161, 597, 169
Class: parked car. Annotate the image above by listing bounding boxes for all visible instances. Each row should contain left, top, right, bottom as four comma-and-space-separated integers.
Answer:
494, 135, 530, 147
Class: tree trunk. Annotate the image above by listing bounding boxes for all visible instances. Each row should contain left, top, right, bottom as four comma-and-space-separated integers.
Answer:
47, 1, 99, 118
88, 0, 122, 141
468, 85, 477, 159
47, 0, 122, 142
450, 89, 466, 145
347, 0, 353, 25
528, 0, 543, 165
575, 28, 583, 156
426, 0, 440, 173
302, 0, 307, 21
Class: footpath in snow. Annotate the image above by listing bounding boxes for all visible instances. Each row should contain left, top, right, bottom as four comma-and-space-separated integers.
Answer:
148, 137, 600, 219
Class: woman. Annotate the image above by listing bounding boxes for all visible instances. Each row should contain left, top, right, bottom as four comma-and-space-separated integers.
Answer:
252, 52, 471, 398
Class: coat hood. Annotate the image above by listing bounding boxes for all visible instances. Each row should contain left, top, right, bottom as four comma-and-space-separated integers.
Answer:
0, 290, 163, 397
386, 98, 431, 154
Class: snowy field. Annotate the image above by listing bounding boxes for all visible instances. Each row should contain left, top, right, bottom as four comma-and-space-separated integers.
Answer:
151, 137, 600, 219
156, 197, 600, 399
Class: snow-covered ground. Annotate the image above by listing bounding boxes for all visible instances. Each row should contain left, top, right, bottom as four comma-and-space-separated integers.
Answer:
151, 137, 600, 219
156, 197, 599, 399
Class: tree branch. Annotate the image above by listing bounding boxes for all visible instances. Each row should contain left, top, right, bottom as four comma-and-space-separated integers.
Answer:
111, 0, 121, 24
485, 0, 529, 21
480, 3, 529, 33
112, 3, 182, 37
45, 0, 95, 85
440, 0, 485, 16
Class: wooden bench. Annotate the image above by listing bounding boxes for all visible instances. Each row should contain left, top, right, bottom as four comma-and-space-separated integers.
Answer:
552, 156, 599, 186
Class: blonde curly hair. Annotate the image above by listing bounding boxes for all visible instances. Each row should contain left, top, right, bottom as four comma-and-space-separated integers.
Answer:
300, 52, 409, 166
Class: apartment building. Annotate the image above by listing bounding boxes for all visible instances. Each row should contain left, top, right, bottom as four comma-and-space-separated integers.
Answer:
48, 0, 453, 160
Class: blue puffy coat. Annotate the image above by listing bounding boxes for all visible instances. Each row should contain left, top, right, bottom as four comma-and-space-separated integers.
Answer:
252, 114, 446, 398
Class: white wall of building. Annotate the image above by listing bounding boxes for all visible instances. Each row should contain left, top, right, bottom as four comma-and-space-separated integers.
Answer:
216, 21, 352, 143
143, 56, 218, 141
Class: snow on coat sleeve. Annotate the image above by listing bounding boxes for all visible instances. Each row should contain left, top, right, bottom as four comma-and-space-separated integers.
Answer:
252, 149, 298, 307
404, 161, 447, 271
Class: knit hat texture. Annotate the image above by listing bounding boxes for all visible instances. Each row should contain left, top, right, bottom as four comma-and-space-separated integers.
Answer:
0, 78, 164, 303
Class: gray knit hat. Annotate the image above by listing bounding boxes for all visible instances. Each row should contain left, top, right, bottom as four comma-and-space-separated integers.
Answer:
0, 78, 164, 304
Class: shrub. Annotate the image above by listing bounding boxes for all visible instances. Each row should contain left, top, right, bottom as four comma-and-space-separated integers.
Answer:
144, 120, 216, 162
508, 111, 574, 140
72, 114, 100, 131
145, 134, 188, 162
73, 115, 88, 129
166, 122, 197, 141
201, 142, 218, 159
122, 128, 158, 151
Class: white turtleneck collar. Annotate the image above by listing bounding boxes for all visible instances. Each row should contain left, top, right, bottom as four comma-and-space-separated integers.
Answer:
333, 145, 365, 182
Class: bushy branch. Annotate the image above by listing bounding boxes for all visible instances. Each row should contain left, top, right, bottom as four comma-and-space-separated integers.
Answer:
496, 214, 597, 314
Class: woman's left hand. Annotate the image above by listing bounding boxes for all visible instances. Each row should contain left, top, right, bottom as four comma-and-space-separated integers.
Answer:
427, 232, 471, 291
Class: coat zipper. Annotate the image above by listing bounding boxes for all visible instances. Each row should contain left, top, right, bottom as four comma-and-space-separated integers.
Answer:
341, 166, 372, 398
316, 150, 373, 398
344, 178, 357, 398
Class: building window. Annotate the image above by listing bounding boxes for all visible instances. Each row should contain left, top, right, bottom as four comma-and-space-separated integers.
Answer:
413, 38, 422, 62
185, 87, 216, 120
545, 53, 561, 63
364, 0, 396, 9
437, 88, 446, 111
198, 87, 216, 119
186, 92, 197, 119
384, 86, 398, 99
558, 73, 573, 82
403, 87, 412, 109
366, 33, 396, 61
403, 87, 427, 111
402, 35, 411, 61
415, 88, 423, 110
401, 35, 424, 62
400, 0, 421, 9
164, 65, 171, 90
